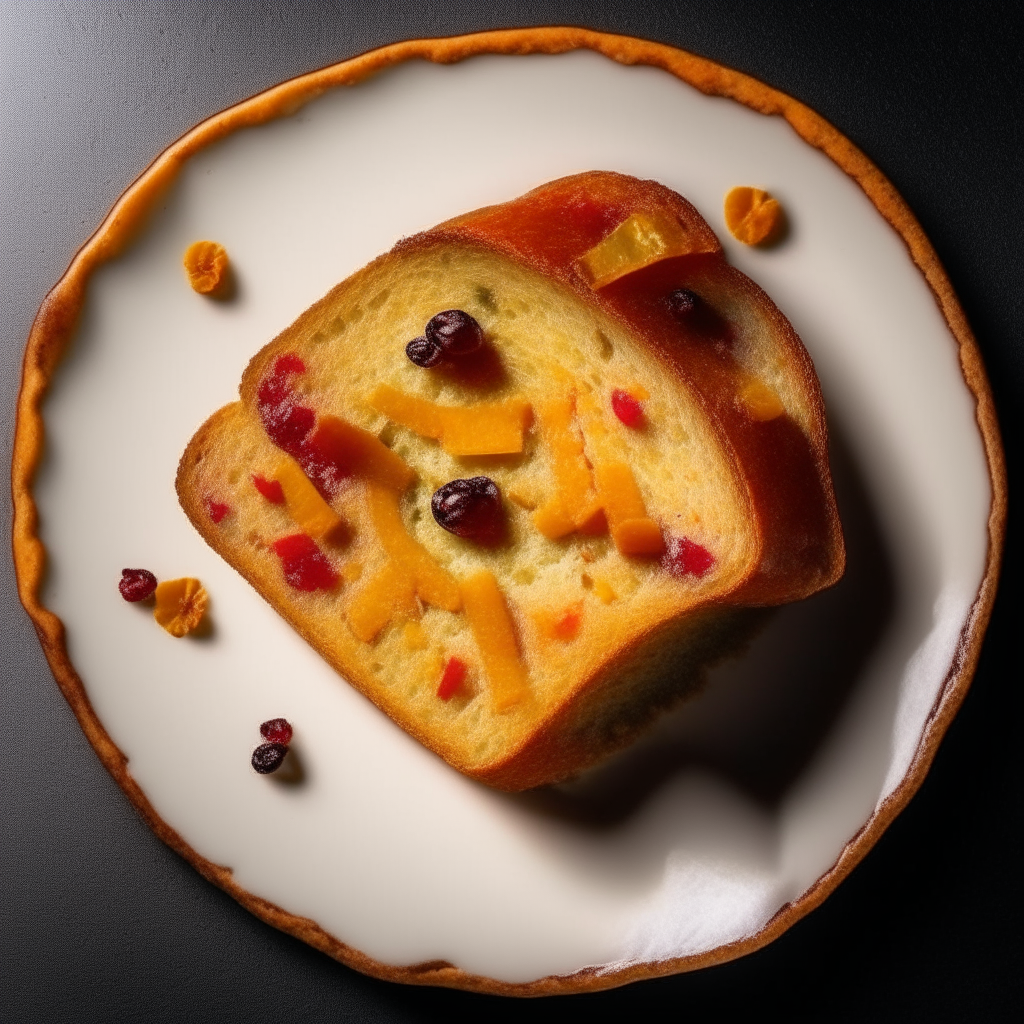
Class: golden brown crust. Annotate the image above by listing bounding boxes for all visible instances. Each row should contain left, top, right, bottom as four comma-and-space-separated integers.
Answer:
12, 26, 1006, 996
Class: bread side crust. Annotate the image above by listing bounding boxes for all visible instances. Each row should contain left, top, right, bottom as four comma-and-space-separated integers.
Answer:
12, 27, 1005, 996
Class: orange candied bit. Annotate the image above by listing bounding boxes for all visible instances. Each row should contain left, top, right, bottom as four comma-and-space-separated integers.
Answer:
578, 211, 710, 289
736, 376, 785, 422
275, 459, 347, 544
535, 601, 584, 642
724, 187, 785, 246
346, 560, 417, 643
592, 578, 617, 604
368, 386, 531, 456
439, 400, 531, 456
593, 462, 665, 557
312, 415, 416, 492
183, 240, 230, 296
532, 396, 604, 540
461, 571, 528, 711
153, 577, 208, 637
365, 482, 461, 612
367, 385, 444, 438
342, 560, 363, 583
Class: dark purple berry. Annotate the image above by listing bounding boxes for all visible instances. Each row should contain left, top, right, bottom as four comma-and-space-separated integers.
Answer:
252, 742, 288, 774
425, 309, 483, 357
406, 336, 443, 368
119, 568, 157, 602
260, 718, 293, 745
668, 288, 732, 342
668, 288, 700, 320
431, 477, 504, 545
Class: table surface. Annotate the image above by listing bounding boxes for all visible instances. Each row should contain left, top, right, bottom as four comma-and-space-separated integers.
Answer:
2, 3, 1020, 1021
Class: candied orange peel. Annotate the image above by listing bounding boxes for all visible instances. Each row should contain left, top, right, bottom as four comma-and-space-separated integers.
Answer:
183, 240, 230, 296
724, 187, 784, 246
153, 577, 208, 637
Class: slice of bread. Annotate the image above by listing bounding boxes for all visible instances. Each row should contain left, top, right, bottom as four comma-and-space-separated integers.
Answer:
177, 171, 844, 791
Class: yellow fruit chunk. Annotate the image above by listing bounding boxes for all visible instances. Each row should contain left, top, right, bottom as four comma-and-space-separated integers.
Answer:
736, 376, 785, 421
346, 560, 417, 643
365, 482, 461, 612
724, 187, 784, 246
592, 577, 617, 604
275, 459, 347, 544
402, 621, 429, 650
579, 212, 705, 289
153, 577, 208, 637
368, 386, 530, 456
313, 415, 416, 491
183, 240, 230, 296
461, 571, 528, 711
593, 462, 666, 557
532, 396, 604, 539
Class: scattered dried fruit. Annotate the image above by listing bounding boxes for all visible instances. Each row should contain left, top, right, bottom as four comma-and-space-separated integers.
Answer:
611, 388, 644, 427
153, 577, 209, 637
662, 536, 716, 579
431, 477, 505, 545
724, 187, 784, 246
119, 568, 157, 603
406, 336, 444, 368
425, 309, 483, 357
206, 498, 230, 524
253, 474, 285, 504
183, 240, 230, 296
259, 718, 293, 745
437, 657, 468, 701
271, 533, 339, 592
251, 742, 288, 774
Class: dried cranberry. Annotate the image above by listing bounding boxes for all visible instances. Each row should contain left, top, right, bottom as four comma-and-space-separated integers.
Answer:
119, 568, 157, 602
252, 475, 285, 504
437, 657, 468, 701
662, 536, 716, 578
431, 477, 505, 545
271, 533, 339, 591
406, 336, 444, 368
425, 309, 483, 357
252, 742, 288, 774
668, 288, 700, 320
260, 717, 293, 745
611, 389, 644, 427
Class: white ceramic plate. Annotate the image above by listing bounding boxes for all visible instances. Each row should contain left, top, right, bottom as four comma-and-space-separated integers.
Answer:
27, 45, 995, 987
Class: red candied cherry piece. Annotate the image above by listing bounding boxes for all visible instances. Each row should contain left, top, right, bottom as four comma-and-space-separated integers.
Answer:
257, 353, 316, 455
437, 657, 468, 701
252, 475, 285, 504
119, 568, 157, 602
271, 533, 339, 591
662, 536, 716, 578
611, 389, 644, 428
259, 717, 293, 745
206, 498, 230, 523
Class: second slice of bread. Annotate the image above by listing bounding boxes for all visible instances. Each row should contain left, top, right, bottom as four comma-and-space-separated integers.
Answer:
177, 172, 844, 790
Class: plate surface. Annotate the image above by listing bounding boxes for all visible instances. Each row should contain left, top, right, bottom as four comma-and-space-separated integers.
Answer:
26, 46, 995, 987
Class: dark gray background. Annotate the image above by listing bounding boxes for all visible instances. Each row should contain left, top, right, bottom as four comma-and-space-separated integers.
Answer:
2, 2, 1020, 1021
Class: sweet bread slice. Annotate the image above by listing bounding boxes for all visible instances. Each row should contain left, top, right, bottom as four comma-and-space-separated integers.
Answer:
177, 171, 844, 790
